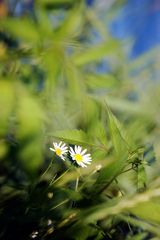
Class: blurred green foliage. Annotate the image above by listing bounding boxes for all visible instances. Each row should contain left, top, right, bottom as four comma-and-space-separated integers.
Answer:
0, 1, 160, 240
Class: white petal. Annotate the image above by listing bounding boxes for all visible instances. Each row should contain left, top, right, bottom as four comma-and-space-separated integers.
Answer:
79, 162, 87, 168
62, 150, 68, 154
75, 145, 78, 153
83, 158, 91, 162
77, 146, 82, 153
59, 141, 62, 147
49, 147, 55, 152
86, 160, 92, 163
81, 148, 87, 155
53, 142, 57, 148
83, 160, 91, 164
83, 156, 92, 161
84, 153, 91, 157
61, 146, 68, 151
61, 143, 66, 148
62, 148, 68, 152
69, 147, 75, 155
85, 161, 91, 164
61, 155, 65, 161
72, 155, 76, 161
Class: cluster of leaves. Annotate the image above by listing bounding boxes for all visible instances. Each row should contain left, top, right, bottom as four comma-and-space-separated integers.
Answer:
0, 1, 160, 239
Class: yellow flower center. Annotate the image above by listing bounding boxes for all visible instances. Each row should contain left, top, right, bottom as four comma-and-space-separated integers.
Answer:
55, 148, 62, 156
74, 154, 83, 162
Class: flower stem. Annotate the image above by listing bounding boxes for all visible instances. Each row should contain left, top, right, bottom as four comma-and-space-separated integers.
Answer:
50, 199, 69, 210
50, 168, 70, 186
75, 177, 79, 192
40, 159, 53, 179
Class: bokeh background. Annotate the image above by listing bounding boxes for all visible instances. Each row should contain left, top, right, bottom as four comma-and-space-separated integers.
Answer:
0, 0, 160, 239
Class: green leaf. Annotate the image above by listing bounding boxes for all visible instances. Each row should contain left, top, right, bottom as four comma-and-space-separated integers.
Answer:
1, 18, 40, 43
106, 104, 129, 156
0, 79, 15, 136
130, 200, 160, 225
16, 85, 44, 173
92, 159, 125, 195
119, 214, 160, 238
81, 188, 160, 225
61, 188, 81, 201
0, 140, 8, 159
49, 129, 92, 146
91, 106, 129, 194
74, 40, 119, 65
126, 232, 148, 240
89, 120, 108, 146
86, 74, 118, 89
38, 0, 72, 7
55, 6, 83, 40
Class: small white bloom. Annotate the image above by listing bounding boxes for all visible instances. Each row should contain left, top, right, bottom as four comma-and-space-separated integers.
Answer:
49, 141, 68, 161
69, 145, 92, 168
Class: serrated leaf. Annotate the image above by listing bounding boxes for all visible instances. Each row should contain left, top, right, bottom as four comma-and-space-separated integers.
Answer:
90, 106, 129, 195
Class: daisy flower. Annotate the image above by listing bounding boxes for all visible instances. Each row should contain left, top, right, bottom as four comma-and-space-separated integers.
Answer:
69, 145, 92, 168
49, 141, 68, 161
